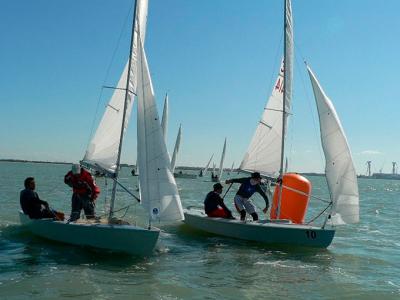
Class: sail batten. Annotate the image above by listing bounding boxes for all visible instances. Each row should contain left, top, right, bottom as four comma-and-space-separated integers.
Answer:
307, 66, 359, 225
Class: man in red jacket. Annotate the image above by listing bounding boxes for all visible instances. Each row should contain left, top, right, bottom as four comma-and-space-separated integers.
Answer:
64, 164, 100, 222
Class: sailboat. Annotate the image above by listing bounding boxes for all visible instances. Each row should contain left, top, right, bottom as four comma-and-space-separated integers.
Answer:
211, 138, 227, 182
161, 93, 169, 143
20, 0, 184, 255
227, 162, 235, 175
199, 154, 214, 177
171, 125, 197, 179
184, 0, 359, 248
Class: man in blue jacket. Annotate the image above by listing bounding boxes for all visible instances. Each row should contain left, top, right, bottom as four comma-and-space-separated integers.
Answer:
225, 172, 269, 221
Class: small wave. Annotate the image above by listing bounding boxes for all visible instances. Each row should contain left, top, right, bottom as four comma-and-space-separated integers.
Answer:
254, 260, 318, 269
388, 281, 400, 292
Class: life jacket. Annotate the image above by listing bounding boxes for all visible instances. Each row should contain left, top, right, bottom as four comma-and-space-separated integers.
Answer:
64, 168, 100, 200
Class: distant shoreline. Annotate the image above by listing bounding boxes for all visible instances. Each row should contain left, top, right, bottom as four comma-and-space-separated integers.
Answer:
0, 159, 71, 165
0, 159, 328, 176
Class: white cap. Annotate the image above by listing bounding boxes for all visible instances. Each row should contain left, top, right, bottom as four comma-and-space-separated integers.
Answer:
72, 164, 81, 174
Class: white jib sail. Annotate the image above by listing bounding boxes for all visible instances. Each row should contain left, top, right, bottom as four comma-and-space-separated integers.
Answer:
83, 0, 149, 174
202, 154, 214, 175
170, 124, 182, 173
161, 93, 169, 143
307, 66, 359, 225
230, 162, 235, 173
136, 37, 184, 223
218, 138, 227, 179
240, 60, 287, 177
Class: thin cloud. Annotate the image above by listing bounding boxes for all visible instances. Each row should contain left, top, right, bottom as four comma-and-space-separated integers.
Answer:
358, 150, 383, 155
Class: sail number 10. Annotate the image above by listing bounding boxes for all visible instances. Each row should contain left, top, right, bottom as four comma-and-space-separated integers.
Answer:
306, 230, 317, 239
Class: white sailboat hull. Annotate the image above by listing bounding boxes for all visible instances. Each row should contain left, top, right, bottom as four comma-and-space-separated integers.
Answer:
184, 208, 335, 248
19, 212, 160, 256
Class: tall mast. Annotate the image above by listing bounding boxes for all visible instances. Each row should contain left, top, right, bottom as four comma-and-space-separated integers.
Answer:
277, 0, 292, 218
109, 0, 139, 219
279, 0, 288, 178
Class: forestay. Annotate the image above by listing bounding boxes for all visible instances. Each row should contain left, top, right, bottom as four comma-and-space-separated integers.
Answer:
307, 66, 359, 225
136, 37, 184, 222
82, 0, 149, 174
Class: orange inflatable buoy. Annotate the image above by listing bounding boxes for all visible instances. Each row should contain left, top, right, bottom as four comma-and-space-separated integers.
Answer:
270, 173, 311, 224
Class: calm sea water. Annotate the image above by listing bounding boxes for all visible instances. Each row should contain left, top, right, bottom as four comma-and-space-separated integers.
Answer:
0, 162, 399, 299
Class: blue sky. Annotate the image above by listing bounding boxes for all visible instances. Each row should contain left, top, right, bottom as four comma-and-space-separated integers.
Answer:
1, 0, 399, 174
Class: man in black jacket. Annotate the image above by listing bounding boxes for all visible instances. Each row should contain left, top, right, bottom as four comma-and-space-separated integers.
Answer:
225, 172, 269, 221
204, 183, 234, 219
20, 177, 56, 219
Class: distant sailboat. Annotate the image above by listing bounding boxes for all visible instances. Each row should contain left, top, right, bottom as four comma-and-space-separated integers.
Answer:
20, 0, 184, 255
184, 0, 359, 248
161, 93, 169, 143
171, 125, 197, 179
211, 138, 226, 182
199, 154, 214, 177
228, 162, 235, 175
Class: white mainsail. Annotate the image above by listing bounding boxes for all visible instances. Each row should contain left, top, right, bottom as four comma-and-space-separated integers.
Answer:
170, 124, 182, 173
136, 37, 184, 222
240, 0, 293, 178
230, 162, 235, 173
307, 66, 359, 225
218, 138, 227, 179
202, 154, 214, 175
82, 0, 149, 174
240, 60, 285, 177
161, 93, 169, 142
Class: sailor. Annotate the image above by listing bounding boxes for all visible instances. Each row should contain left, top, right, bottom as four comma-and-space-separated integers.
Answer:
64, 164, 100, 222
204, 183, 234, 219
225, 172, 269, 221
20, 177, 64, 220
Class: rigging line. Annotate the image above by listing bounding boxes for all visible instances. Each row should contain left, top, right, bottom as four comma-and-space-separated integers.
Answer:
85, 1, 135, 149
266, 30, 284, 99
270, 182, 331, 203
306, 202, 332, 225
293, 43, 325, 166
222, 183, 233, 200
112, 177, 141, 202
94, 203, 135, 219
